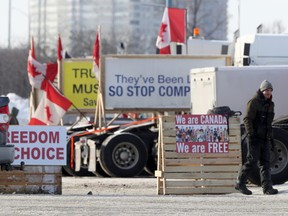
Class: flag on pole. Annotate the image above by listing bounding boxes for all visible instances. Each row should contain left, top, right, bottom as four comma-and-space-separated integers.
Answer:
93, 27, 100, 80
57, 35, 71, 59
58, 34, 63, 61
156, 8, 186, 54
27, 37, 58, 89
29, 81, 72, 125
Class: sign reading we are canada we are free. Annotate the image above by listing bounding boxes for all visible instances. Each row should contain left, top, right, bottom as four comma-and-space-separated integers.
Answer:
175, 114, 229, 154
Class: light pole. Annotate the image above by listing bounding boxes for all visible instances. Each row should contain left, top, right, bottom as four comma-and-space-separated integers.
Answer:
8, 0, 11, 49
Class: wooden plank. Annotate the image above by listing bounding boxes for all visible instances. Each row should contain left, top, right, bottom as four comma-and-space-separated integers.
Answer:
164, 172, 238, 179
165, 179, 236, 187
164, 187, 236, 195
165, 157, 242, 165
164, 165, 241, 172
157, 116, 165, 195
164, 151, 241, 158
0, 166, 62, 194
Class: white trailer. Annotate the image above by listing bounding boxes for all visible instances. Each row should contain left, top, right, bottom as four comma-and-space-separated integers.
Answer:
190, 65, 288, 121
234, 34, 288, 66
190, 65, 288, 185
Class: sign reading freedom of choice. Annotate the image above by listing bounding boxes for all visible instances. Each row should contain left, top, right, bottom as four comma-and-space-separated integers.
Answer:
62, 60, 98, 110
175, 114, 229, 153
8, 126, 67, 166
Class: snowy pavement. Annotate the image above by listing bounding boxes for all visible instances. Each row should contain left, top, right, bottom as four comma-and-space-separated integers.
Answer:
1, 177, 288, 215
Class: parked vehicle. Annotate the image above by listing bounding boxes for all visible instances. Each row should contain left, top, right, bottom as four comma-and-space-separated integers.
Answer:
63, 119, 158, 177
0, 97, 15, 171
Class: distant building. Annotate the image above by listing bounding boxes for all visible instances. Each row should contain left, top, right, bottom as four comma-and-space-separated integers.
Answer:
29, 0, 228, 56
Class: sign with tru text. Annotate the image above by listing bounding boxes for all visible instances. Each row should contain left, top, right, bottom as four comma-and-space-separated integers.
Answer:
61, 59, 98, 111
175, 114, 229, 154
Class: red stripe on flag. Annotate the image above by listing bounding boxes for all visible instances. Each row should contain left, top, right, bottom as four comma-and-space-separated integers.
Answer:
58, 35, 63, 61
168, 8, 186, 43
159, 46, 171, 54
93, 32, 100, 67
29, 118, 46, 125
45, 82, 72, 111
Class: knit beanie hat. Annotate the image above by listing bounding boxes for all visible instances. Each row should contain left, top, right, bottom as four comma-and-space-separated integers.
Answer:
260, 80, 273, 92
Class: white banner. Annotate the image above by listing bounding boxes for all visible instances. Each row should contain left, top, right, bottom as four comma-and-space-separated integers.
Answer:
8, 126, 67, 166
104, 56, 228, 110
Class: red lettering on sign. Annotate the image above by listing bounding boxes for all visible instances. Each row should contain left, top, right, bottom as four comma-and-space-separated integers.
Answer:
14, 147, 64, 160
8, 131, 60, 144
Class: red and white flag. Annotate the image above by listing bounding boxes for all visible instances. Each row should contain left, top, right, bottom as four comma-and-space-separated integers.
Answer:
57, 34, 64, 61
27, 38, 58, 89
156, 8, 186, 54
93, 27, 100, 80
29, 81, 72, 125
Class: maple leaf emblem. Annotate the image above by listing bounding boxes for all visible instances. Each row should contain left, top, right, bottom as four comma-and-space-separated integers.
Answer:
45, 105, 53, 123
158, 23, 168, 42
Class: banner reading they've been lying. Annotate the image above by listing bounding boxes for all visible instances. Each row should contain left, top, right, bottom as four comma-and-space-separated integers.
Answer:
175, 114, 229, 153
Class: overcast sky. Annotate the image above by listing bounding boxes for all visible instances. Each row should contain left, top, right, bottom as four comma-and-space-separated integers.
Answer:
1, 0, 288, 47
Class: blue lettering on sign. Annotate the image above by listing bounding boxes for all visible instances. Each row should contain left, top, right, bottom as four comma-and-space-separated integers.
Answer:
127, 86, 155, 96
158, 75, 184, 84
158, 86, 190, 96
108, 86, 123, 96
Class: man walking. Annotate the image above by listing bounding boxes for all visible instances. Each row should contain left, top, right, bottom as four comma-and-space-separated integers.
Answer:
235, 80, 278, 195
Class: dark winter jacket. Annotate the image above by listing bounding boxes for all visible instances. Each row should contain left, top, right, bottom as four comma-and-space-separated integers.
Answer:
243, 89, 274, 140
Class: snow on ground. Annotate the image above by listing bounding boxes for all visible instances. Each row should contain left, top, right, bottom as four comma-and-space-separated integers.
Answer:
6, 93, 29, 125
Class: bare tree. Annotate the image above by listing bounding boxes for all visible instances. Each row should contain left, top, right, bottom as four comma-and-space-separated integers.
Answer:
0, 45, 31, 98
262, 21, 286, 34
186, 0, 227, 40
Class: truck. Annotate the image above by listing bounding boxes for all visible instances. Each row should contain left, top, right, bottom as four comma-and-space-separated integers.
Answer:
61, 55, 230, 177
190, 65, 288, 185
0, 97, 15, 171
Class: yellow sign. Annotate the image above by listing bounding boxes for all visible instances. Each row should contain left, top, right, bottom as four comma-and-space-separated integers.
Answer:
62, 60, 98, 111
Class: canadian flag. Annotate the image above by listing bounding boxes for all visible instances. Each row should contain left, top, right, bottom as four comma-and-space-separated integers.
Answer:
93, 27, 100, 80
29, 81, 72, 125
156, 8, 186, 54
27, 38, 58, 89
57, 34, 64, 61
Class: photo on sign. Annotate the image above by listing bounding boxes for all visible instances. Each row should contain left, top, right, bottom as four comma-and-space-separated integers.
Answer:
175, 114, 229, 154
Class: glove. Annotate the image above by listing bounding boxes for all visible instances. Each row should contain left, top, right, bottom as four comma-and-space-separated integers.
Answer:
268, 138, 275, 151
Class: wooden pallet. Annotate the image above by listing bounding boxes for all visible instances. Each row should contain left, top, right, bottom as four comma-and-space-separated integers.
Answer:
156, 115, 242, 195
0, 166, 62, 194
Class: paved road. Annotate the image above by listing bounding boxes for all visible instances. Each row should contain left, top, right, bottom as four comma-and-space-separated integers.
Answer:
1, 177, 288, 216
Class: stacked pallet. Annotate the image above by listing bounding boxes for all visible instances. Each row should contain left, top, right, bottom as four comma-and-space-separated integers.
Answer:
0, 166, 62, 194
156, 115, 242, 195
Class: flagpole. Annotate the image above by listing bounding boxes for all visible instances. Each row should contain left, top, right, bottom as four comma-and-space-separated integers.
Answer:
57, 34, 63, 125
166, 0, 172, 7
94, 25, 106, 130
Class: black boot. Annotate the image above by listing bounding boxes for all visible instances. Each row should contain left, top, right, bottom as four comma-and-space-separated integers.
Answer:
235, 168, 252, 195
260, 167, 278, 195
235, 182, 252, 195
263, 186, 278, 195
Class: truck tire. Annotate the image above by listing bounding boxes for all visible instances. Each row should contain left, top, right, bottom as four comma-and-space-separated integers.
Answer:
242, 128, 288, 185
144, 142, 158, 175
93, 162, 111, 177
99, 132, 148, 177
